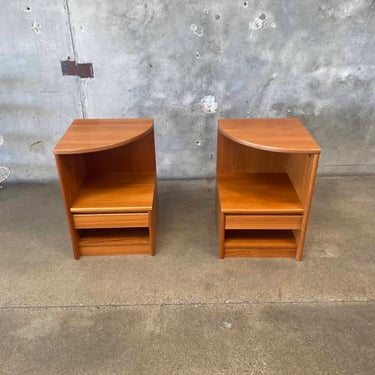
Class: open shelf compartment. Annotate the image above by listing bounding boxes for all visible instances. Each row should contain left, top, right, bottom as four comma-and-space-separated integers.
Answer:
70, 172, 156, 214
224, 230, 297, 258
217, 173, 304, 214
78, 228, 151, 256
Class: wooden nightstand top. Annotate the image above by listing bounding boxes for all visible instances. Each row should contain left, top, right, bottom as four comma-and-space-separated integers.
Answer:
219, 118, 321, 154
54, 118, 153, 154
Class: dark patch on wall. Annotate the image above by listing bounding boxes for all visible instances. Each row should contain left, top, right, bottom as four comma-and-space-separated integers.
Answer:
61, 59, 94, 78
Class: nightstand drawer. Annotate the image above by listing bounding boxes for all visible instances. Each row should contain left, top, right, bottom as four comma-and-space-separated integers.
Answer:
225, 215, 302, 230
73, 213, 149, 229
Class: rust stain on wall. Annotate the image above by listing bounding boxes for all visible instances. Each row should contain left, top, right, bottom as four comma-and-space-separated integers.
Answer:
61, 59, 94, 78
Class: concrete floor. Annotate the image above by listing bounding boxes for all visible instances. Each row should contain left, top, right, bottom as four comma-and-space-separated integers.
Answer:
0, 176, 374, 374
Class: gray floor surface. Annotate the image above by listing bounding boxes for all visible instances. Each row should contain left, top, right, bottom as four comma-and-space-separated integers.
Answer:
0, 176, 374, 374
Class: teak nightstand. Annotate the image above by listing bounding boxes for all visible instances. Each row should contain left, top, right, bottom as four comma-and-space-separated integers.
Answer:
54, 119, 157, 259
216, 118, 321, 260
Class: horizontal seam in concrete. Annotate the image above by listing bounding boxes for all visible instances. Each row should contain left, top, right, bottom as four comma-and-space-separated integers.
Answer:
0, 299, 374, 311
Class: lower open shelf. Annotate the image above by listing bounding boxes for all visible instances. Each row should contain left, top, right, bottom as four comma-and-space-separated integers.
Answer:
78, 228, 151, 256
224, 230, 297, 258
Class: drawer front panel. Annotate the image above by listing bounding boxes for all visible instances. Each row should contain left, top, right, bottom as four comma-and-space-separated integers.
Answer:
73, 213, 149, 229
225, 215, 302, 230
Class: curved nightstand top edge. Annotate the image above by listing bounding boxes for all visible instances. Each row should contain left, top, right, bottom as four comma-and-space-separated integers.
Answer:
218, 118, 321, 154
54, 118, 154, 155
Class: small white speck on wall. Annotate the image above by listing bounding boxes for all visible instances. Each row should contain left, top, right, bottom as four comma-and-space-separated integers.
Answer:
249, 12, 276, 31
249, 18, 264, 30
31, 21, 41, 33
0, 135, 3, 146
200, 95, 218, 114
191, 24, 204, 37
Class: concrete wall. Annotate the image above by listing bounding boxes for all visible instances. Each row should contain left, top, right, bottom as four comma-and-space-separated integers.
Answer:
1, 0, 374, 181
